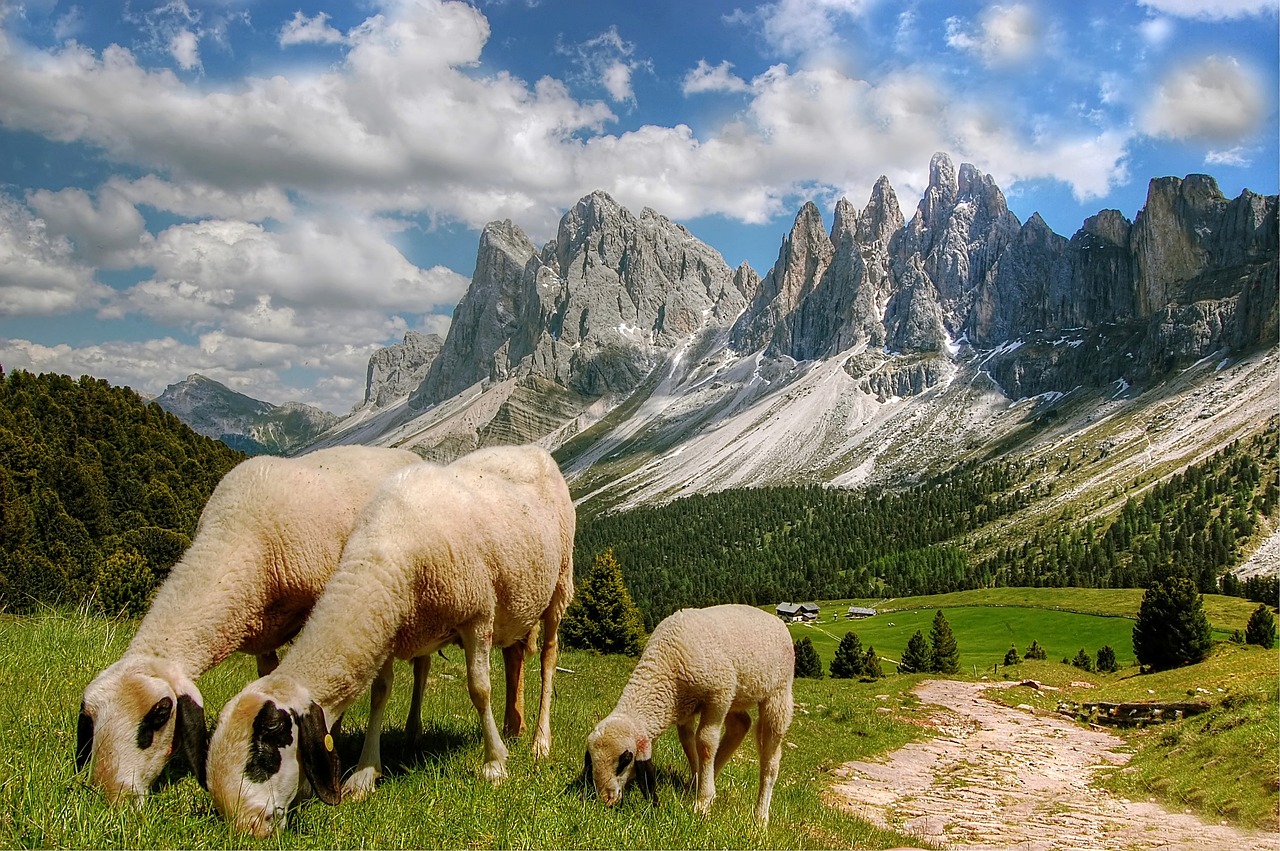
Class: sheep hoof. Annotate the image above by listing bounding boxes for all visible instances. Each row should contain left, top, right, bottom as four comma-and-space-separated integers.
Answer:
479, 760, 508, 785
531, 736, 551, 760
342, 767, 381, 801
693, 797, 714, 816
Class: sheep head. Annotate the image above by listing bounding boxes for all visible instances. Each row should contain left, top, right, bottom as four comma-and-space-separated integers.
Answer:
206, 678, 340, 838
77, 657, 206, 803
584, 714, 658, 807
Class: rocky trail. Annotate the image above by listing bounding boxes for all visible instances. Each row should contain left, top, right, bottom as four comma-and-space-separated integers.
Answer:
827, 679, 1279, 851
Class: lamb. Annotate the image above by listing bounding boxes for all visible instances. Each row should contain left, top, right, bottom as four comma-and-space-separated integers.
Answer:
585, 603, 794, 824
204, 444, 575, 838
76, 445, 423, 804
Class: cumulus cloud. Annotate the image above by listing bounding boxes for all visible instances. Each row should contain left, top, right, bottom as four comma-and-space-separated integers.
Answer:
109, 214, 469, 344
1205, 146, 1255, 167
945, 4, 1043, 67
279, 10, 347, 46
1142, 55, 1266, 143
0, 195, 111, 316
169, 29, 200, 70
682, 60, 751, 95
1137, 0, 1276, 19
108, 176, 294, 222
27, 185, 150, 267
739, 0, 873, 61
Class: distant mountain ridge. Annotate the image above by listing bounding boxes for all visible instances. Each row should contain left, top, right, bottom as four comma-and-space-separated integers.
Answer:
313, 153, 1277, 513
155, 374, 338, 455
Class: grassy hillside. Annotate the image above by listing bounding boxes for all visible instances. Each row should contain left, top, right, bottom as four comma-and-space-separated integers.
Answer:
0, 609, 924, 850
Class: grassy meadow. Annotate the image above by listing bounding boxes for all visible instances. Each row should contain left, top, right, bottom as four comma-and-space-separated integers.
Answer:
0, 608, 925, 850
1, 588, 1273, 848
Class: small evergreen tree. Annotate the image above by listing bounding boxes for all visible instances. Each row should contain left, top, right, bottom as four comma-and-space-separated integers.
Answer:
829, 631, 865, 679
560, 548, 646, 656
900, 629, 932, 674
794, 637, 823, 679
1024, 639, 1047, 660
1244, 604, 1277, 648
862, 646, 883, 680
1070, 648, 1094, 671
1096, 645, 1118, 673
928, 610, 960, 674
1003, 645, 1021, 666
1132, 577, 1213, 672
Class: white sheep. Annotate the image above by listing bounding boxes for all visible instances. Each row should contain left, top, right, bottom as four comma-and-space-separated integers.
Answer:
76, 445, 423, 803
204, 444, 575, 838
585, 604, 794, 824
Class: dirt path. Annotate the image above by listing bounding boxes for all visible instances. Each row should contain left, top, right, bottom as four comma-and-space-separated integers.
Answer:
827, 679, 1279, 851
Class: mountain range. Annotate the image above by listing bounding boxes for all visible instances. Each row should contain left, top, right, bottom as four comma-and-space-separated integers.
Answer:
154, 374, 338, 455
294, 153, 1277, 516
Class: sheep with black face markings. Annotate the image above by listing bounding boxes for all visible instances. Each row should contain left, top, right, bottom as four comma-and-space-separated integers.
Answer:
205, 444, 575, 838
585, 604, 794, 823
76, 445, 423, 804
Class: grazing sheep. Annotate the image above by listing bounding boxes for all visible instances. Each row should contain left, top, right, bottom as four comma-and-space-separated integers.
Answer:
585, 604, 794, 823
205, 445, 575, 838
76, 445, 423, 803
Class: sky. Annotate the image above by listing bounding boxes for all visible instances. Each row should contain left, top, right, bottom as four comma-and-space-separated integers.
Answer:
0, 0, 1275, 414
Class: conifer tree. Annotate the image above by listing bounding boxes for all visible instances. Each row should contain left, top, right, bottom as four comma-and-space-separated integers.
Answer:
1096, 645, 1118, 673
900, 629, 932, 674
928, 610, 960, 673
561, 548, 646, 656
1024, 639, 1047, 660
1003, 645, 1020, 666
1070, 648, 1093, 671
862, 646, 883, 679
829, 631, 865, 679
1132, 577, 1213, 672
794, 636, 823, 679
1244, 604, 1277, 648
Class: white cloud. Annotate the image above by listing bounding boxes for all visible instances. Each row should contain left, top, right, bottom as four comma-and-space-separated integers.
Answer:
601, 61, 634, 104
1137, 0, 1276, 19
108, 176, 294, 222
682, 60, 751, 95
168, 28, 200, 70
279, 10, 347, 46
746, 0, 873, 60
1205, 146, 1255, 167
1138, 15, 1175, 46
1142, 55, 1267, 143
27, 185, 149, 266
0, 195, 110, 316
53, 5, 84, 41
557, 26, 648, 105
946, 4, 1043, 67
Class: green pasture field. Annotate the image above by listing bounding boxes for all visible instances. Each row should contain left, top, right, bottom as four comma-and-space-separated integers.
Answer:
786, 605, 1139, 673
0, 609, 925, 850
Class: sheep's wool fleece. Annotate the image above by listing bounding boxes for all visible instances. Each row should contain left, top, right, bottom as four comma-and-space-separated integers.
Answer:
619, 604, 793, 716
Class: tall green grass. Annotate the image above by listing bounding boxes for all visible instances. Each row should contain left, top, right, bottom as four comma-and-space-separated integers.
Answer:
0, 609, 924, 849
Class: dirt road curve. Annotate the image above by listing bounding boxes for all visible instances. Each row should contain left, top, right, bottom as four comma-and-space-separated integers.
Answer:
827, 679, 1279, 851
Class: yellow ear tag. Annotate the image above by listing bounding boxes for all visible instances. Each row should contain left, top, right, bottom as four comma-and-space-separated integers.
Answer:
324, 734, 334, 752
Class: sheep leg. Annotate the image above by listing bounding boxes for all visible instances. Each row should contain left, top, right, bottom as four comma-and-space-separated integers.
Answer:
255, 651, 279, 676
461, 625, 509, 783
532, 608, 561, 759
343, 656, 394, 801
405, 654, 431, 744
677, 720, 699, 787
501, 638, 527, 739
753, 689, 793, 824
713, 710, 752, 778
692, 703, 729, 815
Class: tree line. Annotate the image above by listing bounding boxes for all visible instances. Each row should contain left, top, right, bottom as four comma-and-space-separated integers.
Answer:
575, 424, 1278, 628
0, 370, 245, 615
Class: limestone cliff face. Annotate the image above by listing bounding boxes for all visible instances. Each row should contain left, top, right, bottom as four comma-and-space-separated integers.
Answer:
411, 191, 745, 409
364, 331, 443, 408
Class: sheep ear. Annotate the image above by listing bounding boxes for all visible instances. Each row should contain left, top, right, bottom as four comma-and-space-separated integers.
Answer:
296, 702, 341, 806
76, 704, 94, 771
175, 694, 208, 788
636, 758, 658, 807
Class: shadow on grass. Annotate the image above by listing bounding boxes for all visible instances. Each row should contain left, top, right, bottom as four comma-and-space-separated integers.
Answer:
332, 723, 475, 779
564, 759, 693, 808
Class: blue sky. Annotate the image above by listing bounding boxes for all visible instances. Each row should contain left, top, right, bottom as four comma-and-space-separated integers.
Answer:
0, 0, 1275, 413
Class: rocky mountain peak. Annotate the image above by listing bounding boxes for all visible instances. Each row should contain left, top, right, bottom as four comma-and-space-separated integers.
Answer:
364, 330, 444, 408
856, 176, 903, 246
